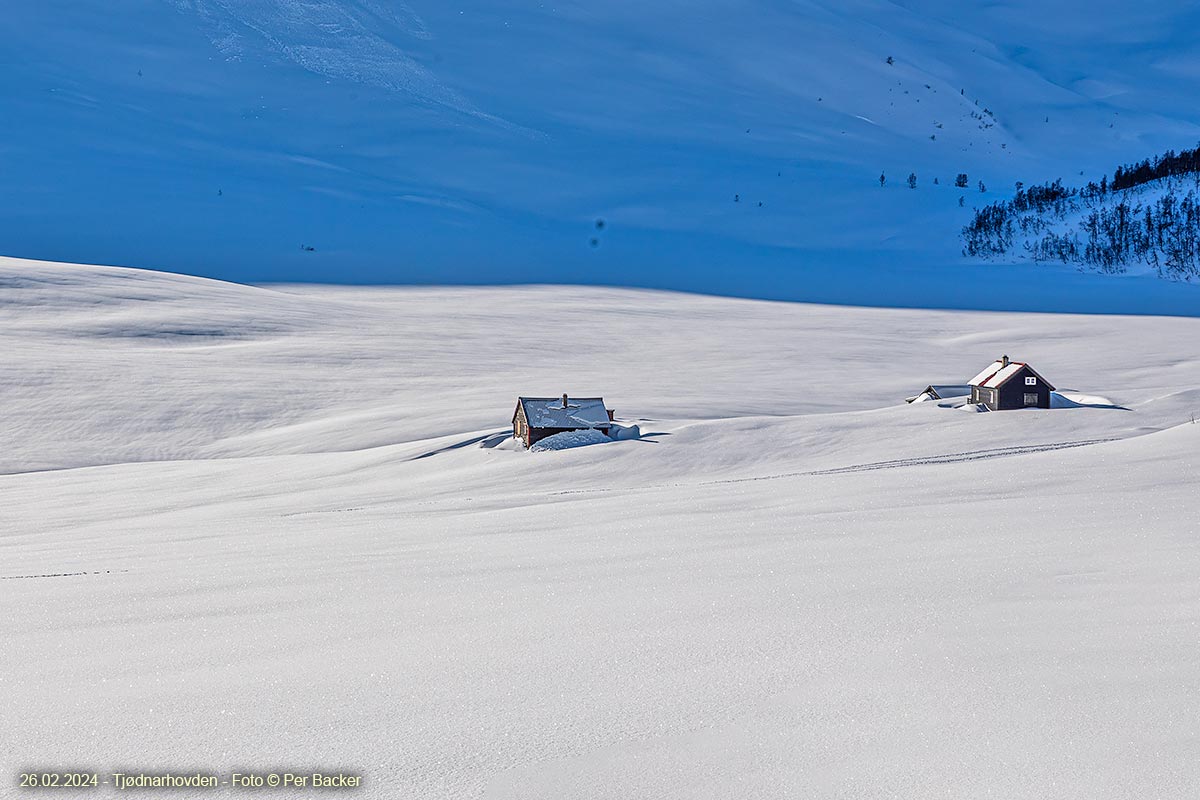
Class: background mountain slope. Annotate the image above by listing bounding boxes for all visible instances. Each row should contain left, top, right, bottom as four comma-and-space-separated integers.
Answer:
4, 1, 1200, 307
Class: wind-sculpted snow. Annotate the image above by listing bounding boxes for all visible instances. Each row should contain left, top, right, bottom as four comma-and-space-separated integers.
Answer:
8, 1, 1200, 289
4, 257, 1200, 475
166, 0, 475, 115
529, 429, 610, 452
3, 259, 1199, 797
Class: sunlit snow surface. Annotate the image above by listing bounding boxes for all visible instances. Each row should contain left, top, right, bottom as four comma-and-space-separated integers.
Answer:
3, 257, 1199, 798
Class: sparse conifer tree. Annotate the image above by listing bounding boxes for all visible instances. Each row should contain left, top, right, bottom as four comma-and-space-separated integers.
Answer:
960, 147, 1200, 280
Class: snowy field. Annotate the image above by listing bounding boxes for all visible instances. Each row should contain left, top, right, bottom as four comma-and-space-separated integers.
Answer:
3, 256, 1198, 798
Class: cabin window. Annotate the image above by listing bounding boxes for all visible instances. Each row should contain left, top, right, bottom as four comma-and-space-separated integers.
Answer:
1023, 393, 1038, 407
1025, 377, 1037, 386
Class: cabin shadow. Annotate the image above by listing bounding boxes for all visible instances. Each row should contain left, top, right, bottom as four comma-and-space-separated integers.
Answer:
414, 431, 507, 459
478, 431, 514, 449
628, 431, 672, 444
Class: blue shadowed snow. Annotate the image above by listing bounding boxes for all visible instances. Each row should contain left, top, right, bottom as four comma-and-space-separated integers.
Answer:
2, 1, 1200, 313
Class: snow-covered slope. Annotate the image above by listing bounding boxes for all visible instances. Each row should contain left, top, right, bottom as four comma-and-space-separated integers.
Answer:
5, 2, 1200, 295
965, 174, 1200, 280
5, 256, 1200, 474
3, 260, 1199, 798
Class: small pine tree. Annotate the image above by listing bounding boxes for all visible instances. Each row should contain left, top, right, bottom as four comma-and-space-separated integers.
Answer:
958, 196, 965, 207
907, 172, 917, 189
955, 173, 969, 188
879, 172, 886, 188
978, 180, 987, 193
886, 56, 894, 65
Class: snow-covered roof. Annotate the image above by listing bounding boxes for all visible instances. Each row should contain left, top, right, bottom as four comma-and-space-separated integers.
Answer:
970, 361, 1022, 387
907, 385, 972, 403
969, 360, 1054, 390
516, 397, 610, 429
929, 384, 972, 398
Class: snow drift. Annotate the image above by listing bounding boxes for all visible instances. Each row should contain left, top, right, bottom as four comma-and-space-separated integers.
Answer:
3, 259, 1200, 799
529, 429, 610, 452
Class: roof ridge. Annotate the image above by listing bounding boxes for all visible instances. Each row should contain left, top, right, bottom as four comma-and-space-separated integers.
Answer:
977, 368, 1002, 386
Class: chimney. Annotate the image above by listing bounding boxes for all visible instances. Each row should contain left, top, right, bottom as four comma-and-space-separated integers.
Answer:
562, 393, 569, 408
1001, 354, 1010, 367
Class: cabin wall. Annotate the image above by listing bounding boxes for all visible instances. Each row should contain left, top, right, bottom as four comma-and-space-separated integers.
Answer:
996, 367, 1051, 410
513, 406, 529, 444
972, 367, 1052, 411
971, 385, 999, 410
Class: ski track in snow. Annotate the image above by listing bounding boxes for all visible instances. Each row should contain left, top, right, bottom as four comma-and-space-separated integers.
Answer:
1, 569, 127, 581
804, 437, 1122, 475
543, 436, 1126, 499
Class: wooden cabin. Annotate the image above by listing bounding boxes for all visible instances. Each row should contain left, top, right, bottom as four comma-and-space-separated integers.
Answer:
513, 394, 613, 448
969, 356, 1055, 410
906, 384, 972, 403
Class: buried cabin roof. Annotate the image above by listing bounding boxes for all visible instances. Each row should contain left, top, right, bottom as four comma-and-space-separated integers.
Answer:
927, 384, 973, 397
516, 397, 610, 429
907, 384, 973, 402
969, 360, 1055, 391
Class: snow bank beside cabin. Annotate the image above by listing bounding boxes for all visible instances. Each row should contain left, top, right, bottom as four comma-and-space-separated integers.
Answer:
957, 402, 989, 413
529, 423, 641, 452
1051, 391, 1119, 409
530, 429, 610, 452
608, 422, 641, 441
